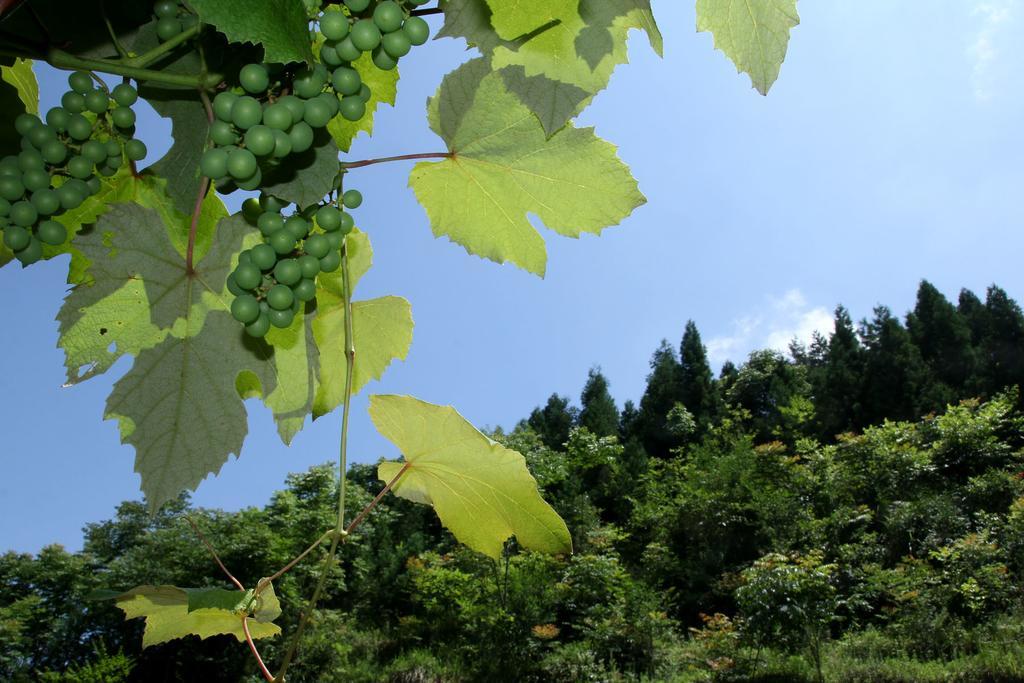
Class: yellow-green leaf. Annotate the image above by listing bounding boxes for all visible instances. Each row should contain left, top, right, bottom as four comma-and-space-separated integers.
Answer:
1, 59, 38, 114
372, 394, 572, 559
484, 0, 577, 39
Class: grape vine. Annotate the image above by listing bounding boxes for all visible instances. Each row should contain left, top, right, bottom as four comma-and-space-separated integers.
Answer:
0, 0, 800, 679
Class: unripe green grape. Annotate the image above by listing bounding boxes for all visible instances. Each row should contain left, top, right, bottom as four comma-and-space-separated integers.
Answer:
373, 1, 404, 33
260, 194, 288, 213
37, 219, 67, 245
237, 249, 253, 267
262, 102, 293, 131
154, 0, 178, 18
320, 249, 342, 272
26, 125, 57, 149
105, 154, 123, 171
226, 273, 244, 296
66, 115, 93, 141
292, 66, 327, 99
267, 282, 295, 309
40, 139, 67, 165
298, 253, 321, 278
210, 120, 238, 146
288, 122, 314, 153
278, 96, 305, 123
18, 149, 44, 172
68, 71, 93, 95
331, 66, 362, 96
156, 17, 183, 41
112, 83, 138, 107
325, 229, 344, 250
403, 15, 430, 45
231, 294, 261, 324
245, 313, 271, 338
125, 139, 147, 161
234, 262, 262, 290
259, 297, 272, 313
105, 140, 121, 158
242, 198, 262, 223
15, 235, 42, 265
22, 168, 50, 193
339, 95, 366, 122
372, 46, 398, 71
320, 44, 343, 68
14, 113, 40, 136
60, 91, 86, 114
340, 210, 355, 233
344, 0, 371, 13
0, 156, 19, 175
258, 212, 284, 236
293, 278, 317, 302
9, 200, 37, 226
0, 177, 24, 201
84, 89, 109, 114
316, 205, 342, 231
320, 9, 350, 41
97, 164, 117, 177
213, 91, 237, 121
236, 166, 262, 191
45, 107, 70, 132
284, 215, 310, 240
200, 147, 229, 178
382, 30, 411, 59
3, 224, 30, 251
270, 230, 296, 255
31, 188, 60, 216
56, 184, 85, 210
226, 148, 258, 180
86, 176, 101, 194
350, 20, 381, 51
316, 92, 340, 118
231, 96, 263, 130
251, 243, 277, 270
82, 140, 107, 164
272, 129, 292, 158
244, 125, 276, 156
68, 156, 94, 179
111, 106, 136, 129
342, 189, 363, 209
336, 37, 362, 63
302, 97, 333, 128
359, 84, 372, 102
303, 233, 330, 259
0, 197, 9, 216
268, 307, 295, 329
239, 63, 270, 94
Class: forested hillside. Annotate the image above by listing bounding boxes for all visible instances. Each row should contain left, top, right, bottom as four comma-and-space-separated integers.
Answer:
4, 280, 1024, 682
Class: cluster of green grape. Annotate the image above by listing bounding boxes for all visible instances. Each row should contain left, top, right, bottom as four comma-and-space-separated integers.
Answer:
228, 187, 363, 337
198, 0, 431, 192
0, 71, 146, 266
152, 0, 196, 43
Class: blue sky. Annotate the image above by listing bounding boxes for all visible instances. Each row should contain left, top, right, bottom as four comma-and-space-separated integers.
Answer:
2, 1, 1022, 553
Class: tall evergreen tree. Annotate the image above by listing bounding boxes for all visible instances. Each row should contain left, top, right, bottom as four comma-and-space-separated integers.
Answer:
814, 306, 866, 438
579, 367, 619, 437
980, 286, 1024, 400
679, 321, 719, 432
619, 399, 640, 442
635, 340, 683, 456
726, 349, 811, 443
526, 394, 577, 450
859, 306, 927, 425
906, 280, 975, 410
958, 288, 989, 394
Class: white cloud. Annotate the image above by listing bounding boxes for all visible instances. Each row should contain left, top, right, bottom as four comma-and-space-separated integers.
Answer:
968, 1, 1017, 101
707, 289, 833, 365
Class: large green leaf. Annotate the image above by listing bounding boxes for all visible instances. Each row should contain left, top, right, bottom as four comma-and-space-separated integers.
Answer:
1, 58, 38, 114
326, 52, 399, 153
695, 0, 800, 95
261, 130, 340, 208
409, 60, 644, 276
110, 583, 281, 648
374, 395, 572, 559
188, 0, 313, 64
484, 0, 578, 40
0, 58, 36, 163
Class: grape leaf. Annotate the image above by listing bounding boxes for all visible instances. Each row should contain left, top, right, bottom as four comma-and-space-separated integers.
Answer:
326, 52, 399, 153
261, 304, 321, 444
409, 61, 644, 276
262, 130, 340, 208
437, 0, 508, 53
110, 583, 281, 647
1, 58, 38, 114
484, 0, 578, 40
373, 395, 572, 559
498, 66, 590, 138
695, 0, 800, 95
188, 0, 314, 64
312, 231, 413, 418
0, 58, 35, 160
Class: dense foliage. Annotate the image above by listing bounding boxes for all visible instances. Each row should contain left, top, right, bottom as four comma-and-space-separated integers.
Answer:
5, 280, 1023, 682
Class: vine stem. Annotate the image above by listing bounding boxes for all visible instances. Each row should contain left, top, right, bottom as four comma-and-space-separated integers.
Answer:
342, 152, 451, 170
100, 1, 129, 60
243, 617, 275, 682
185, 90, 214, 275
186, 516, 245, 592
129, 22, 203, 69
260, 529, 335, 588
410, 7, 443, 16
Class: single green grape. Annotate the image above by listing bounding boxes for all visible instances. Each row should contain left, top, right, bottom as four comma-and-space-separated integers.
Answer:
213, 92, 237, 122
316, 205, 342, 231
278, 96, 306, 123
324, 229, 344, 250
303, 233, 330, 259
37, 219, 67, 246
2, 224, 31, 251
263, 102, 293, 131
336, 37, 363, 63
60, 91, 86, 114
156, 17, 183, 41
238, 250, 253, 267
320, 249, 342, 273
15, 236, 42, 265
239, 63, 270, 94
272, 129, 293, 158
153, 0, 179, 18
125, 139, 147, 162
231, 294, 261, 324
67, 156, 93, 180
267, 283, 295, 310
260, 194, 288, 213
26, 125, 57, 149
86, 176, 101, 194
200, 148, 229, 178
403, 15, 430, 45
244, 125, 276, 156
111, 106, 136, 129
210, 120, 238, 146
268, 307, 295, 329
302, 98, 333, 128
227, 148, 258, 180
56, 185, 85, 210
40, 140, 67, 165
292, 66, 326, 99
331, 66, 362, 96
340, 211, 355, 233
31, 188, 60, 216
316, 92, 340, 118
112, 83, 139, 107
0, 197, 12, 217
320, 44, 343, 68
45, 107, 70, 132
251, 243, 278, 271
344, 0, 371, 13
372, 46, 398, 71
9, 200, 37, 226
105, 140, 121, 158
82, 140, 107, 164
0, 176, 24, 201
270, 230, 296, 255
360, 84, 372, 102
242, 198, 262, 223
350, 19, 382, 51
68, 71, 93, 95
84, 89, 109, 114
284, 215, 310, 241
298, 254, 321, 279
66, 115, 93, 141
288, 122, 314, 153
342, 189, 363, 209
293, 278, 317, 302
236, 166, 262, 191
321, 9, 350, 41
258, 212, 284, 236
231, 96, 263, 130
382, 30, 411, 59
373, 1, 404, 33
22, 168, 50, 193
234, 262, 262, 290
14, 114, 40, 137
226, 273, 244, 297
339, 95, 366, 122
245, 313, 271, 338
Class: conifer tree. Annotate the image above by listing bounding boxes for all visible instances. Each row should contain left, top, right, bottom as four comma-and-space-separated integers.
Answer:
814, 306, 866, 438
981, 286, 1024, 402
636, 340, 684, 456
906, 280, 975, 410
579, 367, 620, 437
679, 321, 720, 433
860, 306, 927, 424
526, 394, 578, 450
